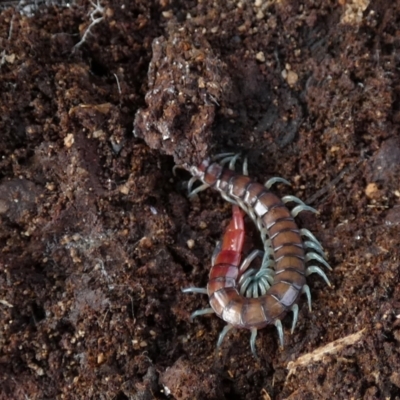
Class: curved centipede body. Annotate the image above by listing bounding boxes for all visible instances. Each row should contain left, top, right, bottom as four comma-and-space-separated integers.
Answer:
182, 155, 331, 357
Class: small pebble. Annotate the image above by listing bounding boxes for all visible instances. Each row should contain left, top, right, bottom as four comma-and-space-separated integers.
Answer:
365, 183, 379, 199
255, 51, 265, 62
64, 133, 74, 148
385, 205, 400, 226
286, 70, 298, 86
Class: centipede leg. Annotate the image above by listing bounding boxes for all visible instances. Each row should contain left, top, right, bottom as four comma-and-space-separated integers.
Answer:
302, 284, 312, 311
216, 324, 235, 348
291, 204, 318, 217
306, 266, 331, 286
219, 153, 240, 169
300, 228, 323, 245
249, 328, 259, 359
188, 183, 210, 198
265, 176, 291, 189
304, 240, 325, 255
189, 308, 215, 321
305, 252, 332, 270
239, 249, 264, 274
181, 287, 208, 294
212, 152, 236, 161
220, 190, 239, 205
282, 195, 318, 216
290, 304, 299, 333
275, 319, 284, 347
242, 157, 249, 176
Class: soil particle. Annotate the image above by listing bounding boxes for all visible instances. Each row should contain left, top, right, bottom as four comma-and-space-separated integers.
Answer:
385, 205, 400, 227
0, 179, 43, 223
159, 357, 224, 400
368, 136, 400, 184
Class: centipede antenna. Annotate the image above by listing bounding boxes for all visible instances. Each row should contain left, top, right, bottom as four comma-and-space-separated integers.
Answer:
182, 287, 208, 294
172, 164, 186, 176
300, 228, 323, 247
290, 204, 318, 217
265, 177, 291, 189
306, 266, 331, 287
249, 328, 259, 359
188, 183, 210, 198
189, 308, 215, 322
290, 304, 299, 334
305, 252, 332, 270
304, 240, 325, 255
216, 324, 234, 348
275, 319, 284, 348
302, 285, 312, 311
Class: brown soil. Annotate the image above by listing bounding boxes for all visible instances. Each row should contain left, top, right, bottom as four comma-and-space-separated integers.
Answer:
0, 0, 400, 399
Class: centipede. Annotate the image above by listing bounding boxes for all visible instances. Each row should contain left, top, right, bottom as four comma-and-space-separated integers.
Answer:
182, 154, 331, 357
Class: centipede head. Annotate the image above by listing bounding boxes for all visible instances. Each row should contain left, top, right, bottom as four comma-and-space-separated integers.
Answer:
189, 158, 211, 178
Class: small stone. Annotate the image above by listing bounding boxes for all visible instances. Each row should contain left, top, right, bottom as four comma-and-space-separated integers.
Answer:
162, 10, 173, 18
286, 70, 299, 86
390, 372, 400, 388
97, 353, 105, 364
365, 183, 379, 199
385, 205, 400, 226
119, 184, 130, 195
187, 239, 195, 249
5, 54, 16, 63
64, 133, 74, 148
199, 221, 207, 229
92, 129, 106, 139
255, 51, 265, 62
139, 236, 153, 249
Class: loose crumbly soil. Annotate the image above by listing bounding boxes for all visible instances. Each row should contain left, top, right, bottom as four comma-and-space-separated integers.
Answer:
0, 0, 400, 399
